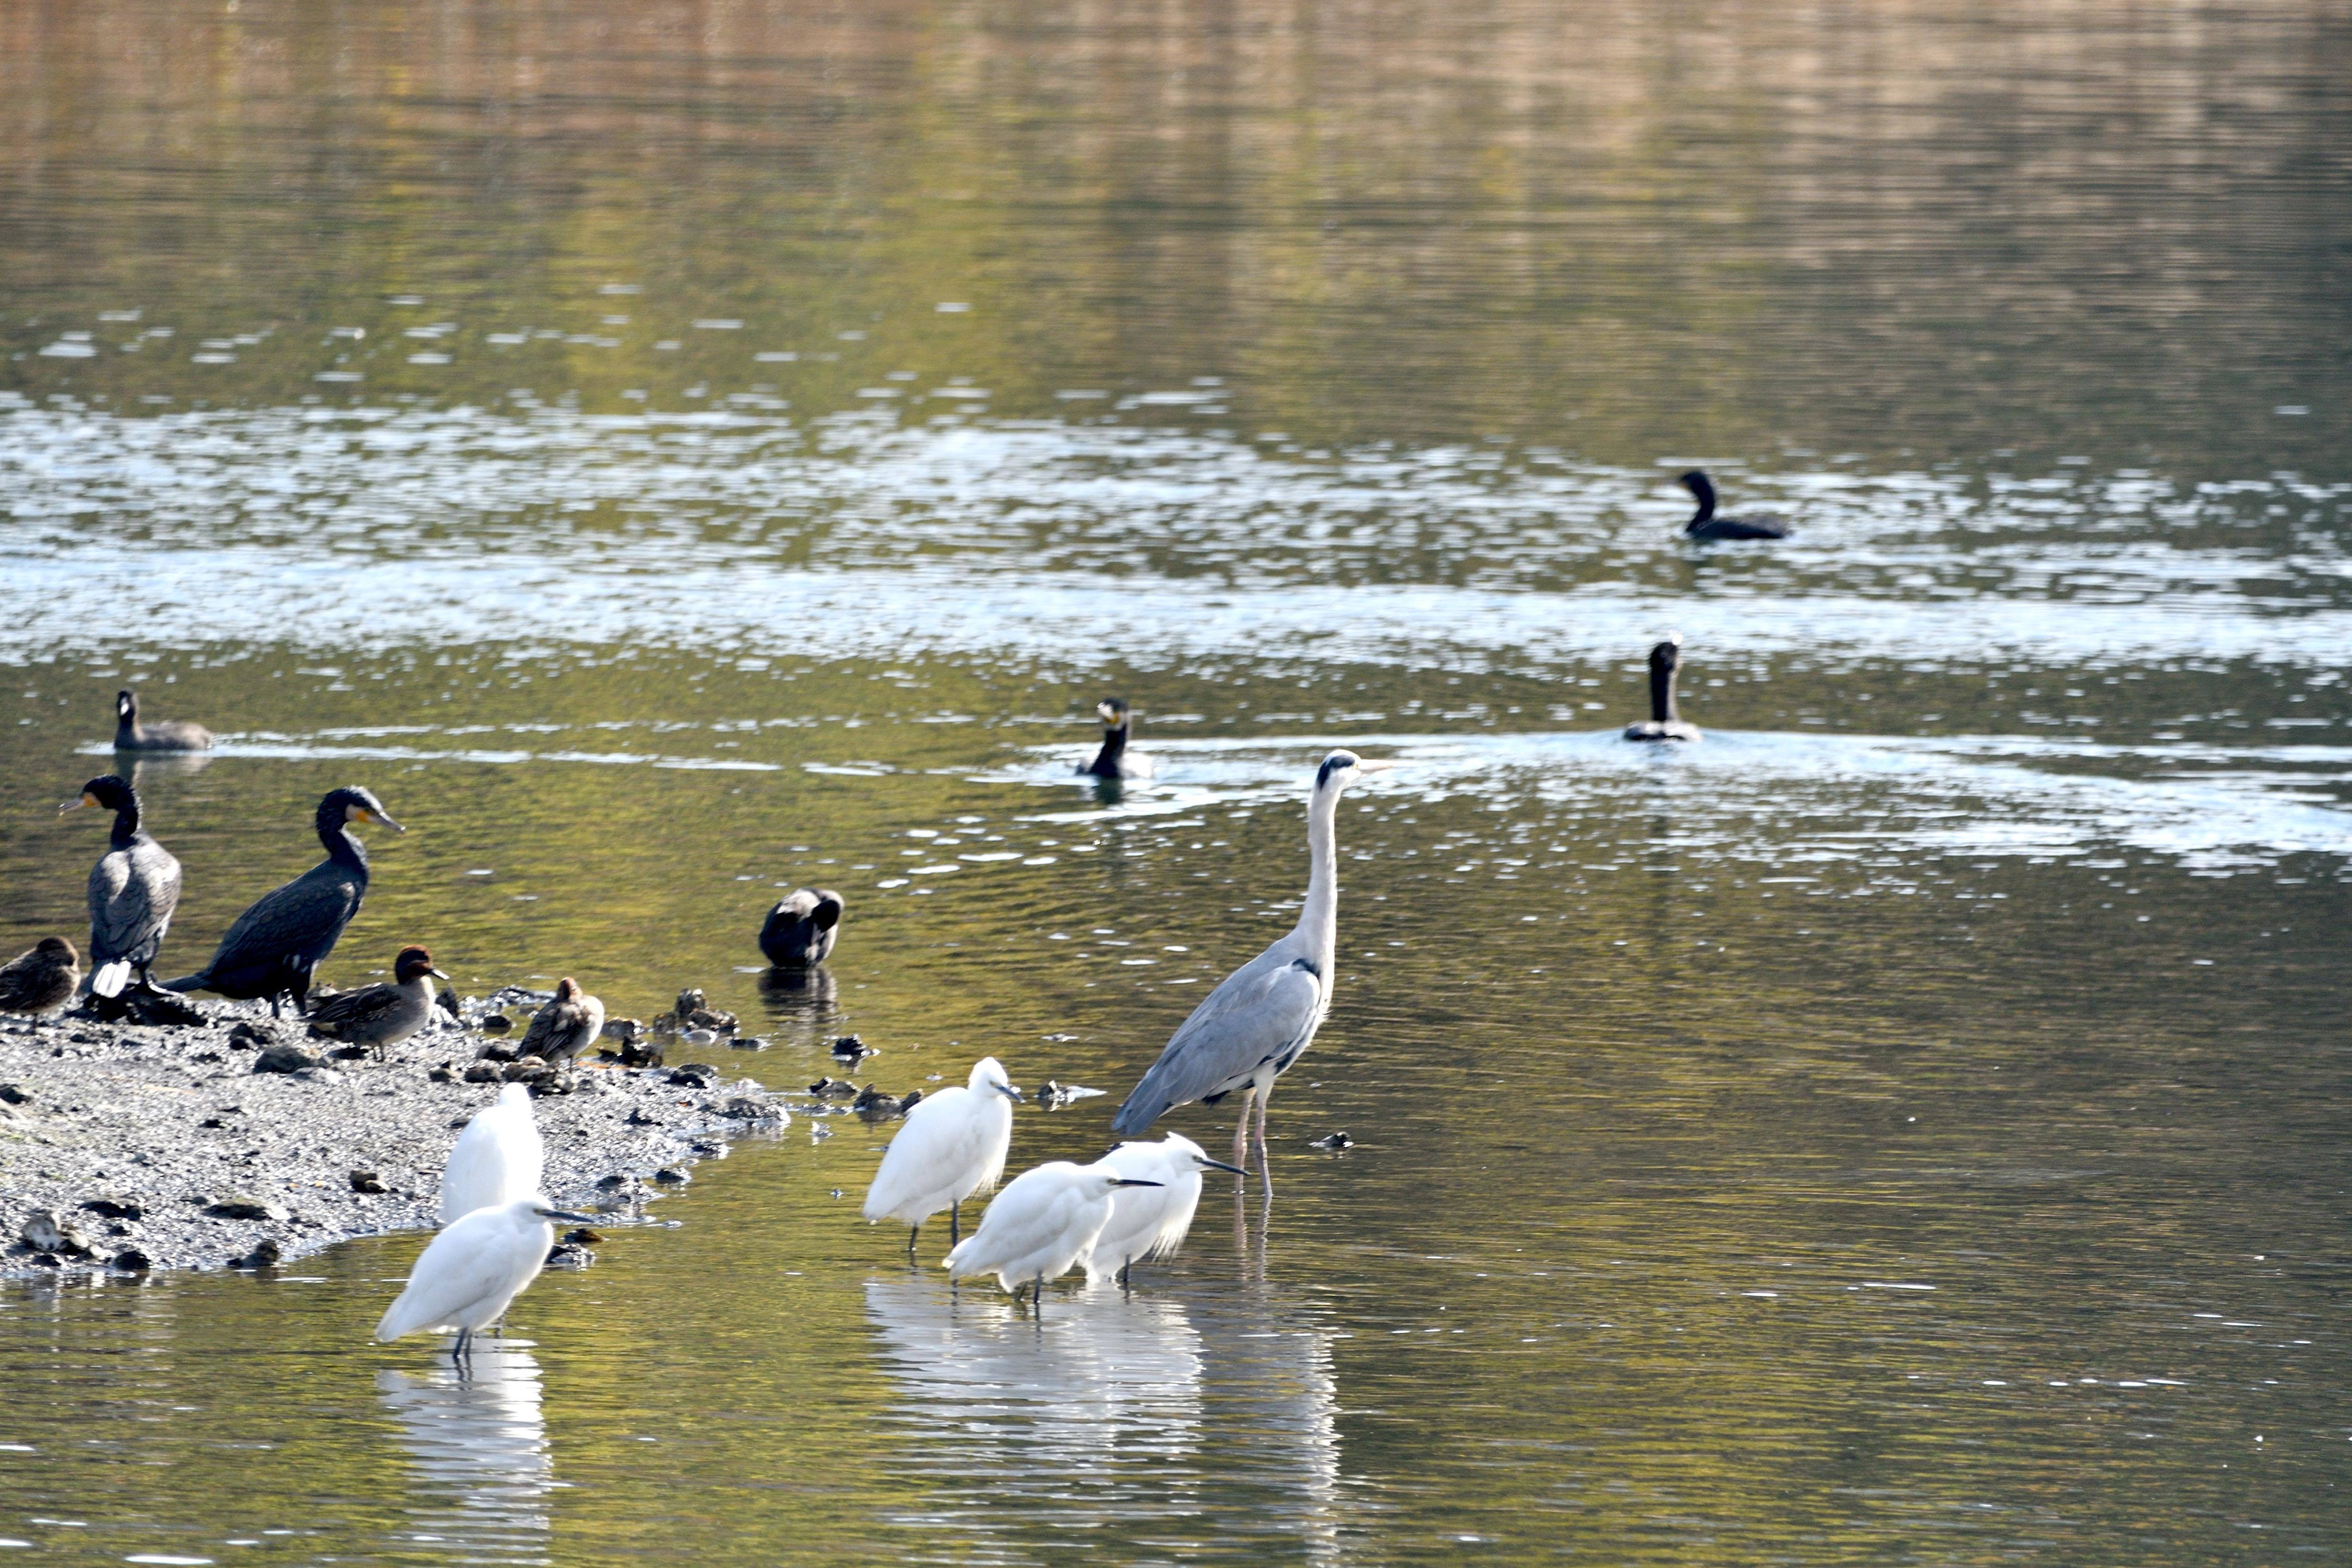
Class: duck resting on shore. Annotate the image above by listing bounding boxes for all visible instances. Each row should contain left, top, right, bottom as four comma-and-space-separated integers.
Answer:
520, 977, 604, 1072
307, 945, 451, 1059
1623, 635, 1701, 743
0, 937, 80, 1017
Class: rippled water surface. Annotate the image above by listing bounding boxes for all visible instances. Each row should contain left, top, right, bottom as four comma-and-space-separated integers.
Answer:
4, 1, 2352, 1562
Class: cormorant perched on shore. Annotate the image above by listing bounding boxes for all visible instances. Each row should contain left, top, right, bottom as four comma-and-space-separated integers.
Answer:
61, 774, 182, 997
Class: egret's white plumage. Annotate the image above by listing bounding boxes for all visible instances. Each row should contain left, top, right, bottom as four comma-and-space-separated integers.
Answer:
376, 1197, 587, 1358
439, 1084, 546, 1224
1077, 1134, 1246, 1284
862, 1056, 1023, 1246
944, 1159, 1163, 1299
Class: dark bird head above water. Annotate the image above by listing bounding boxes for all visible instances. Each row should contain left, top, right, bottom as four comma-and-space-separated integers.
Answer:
1097, 697, 1131, 730
61, 774, 141, 841
1082, 697, 1154, 779
114, 688, 214, 751
1677, 468, 1791, 541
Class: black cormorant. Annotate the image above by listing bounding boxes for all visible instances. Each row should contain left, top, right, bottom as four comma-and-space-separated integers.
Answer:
760, 888, 844, 968
1079, 698, 1154, 779
1624, 637, 1702, 742
1679, 470, 1790, 542
60, 774, 183, 997
163, 786, 401, 1014
113, 689, 214, 751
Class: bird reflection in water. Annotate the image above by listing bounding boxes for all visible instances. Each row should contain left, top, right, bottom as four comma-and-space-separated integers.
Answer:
864, 1271, 1350, 1558
756, 964, 840, 1046
375, 1340, 554, 1564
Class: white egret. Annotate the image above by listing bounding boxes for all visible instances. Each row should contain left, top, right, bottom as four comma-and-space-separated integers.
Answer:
1078, 1134, 1246, 1287
376, 1196, 591, 1362
862, 1056, 1023, 1250
1111, 749, 1391, 1184
943, 1159, 1163, 1308
440, 1084, 546, 1224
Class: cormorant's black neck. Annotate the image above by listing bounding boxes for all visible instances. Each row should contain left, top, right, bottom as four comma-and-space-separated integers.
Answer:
316, 806, 368, 870
1685, 475, 1717, 526
1650, 661, 1680, 724
1088, 722, 1129, 776
109, 799, 142, 849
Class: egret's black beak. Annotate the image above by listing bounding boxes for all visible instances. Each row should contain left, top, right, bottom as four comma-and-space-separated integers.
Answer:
996, 1083, 1025, 1102
1200, 1158, 1248, 1177
1112, 1179, 1164, 1189
537, 1209, 595, 1223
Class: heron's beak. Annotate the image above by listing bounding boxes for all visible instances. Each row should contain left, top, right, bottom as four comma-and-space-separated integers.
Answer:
1199, 1158, 1248, 1177
537, 1209, 596, 1223
1112, 1179, 1164, 1188
58, 792, 98, 816
996, 1082, 1025, 1102
1357, 759, 1396, 774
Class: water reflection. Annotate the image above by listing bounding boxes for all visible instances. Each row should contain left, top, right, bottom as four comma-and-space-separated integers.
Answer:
755, 966, 840, 1045
863, 1264, 1349, 1556
375, 1340, 553, 1565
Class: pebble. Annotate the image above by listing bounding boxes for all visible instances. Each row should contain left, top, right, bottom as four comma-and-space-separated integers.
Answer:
252, 1043, 319, 1075
206, 1197, 288, 1223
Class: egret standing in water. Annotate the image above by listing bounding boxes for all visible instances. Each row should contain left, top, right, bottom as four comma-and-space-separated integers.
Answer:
862, 1056, 1023, 1250
1623, 635, 1701, 743
60, 774, 182, 997
164, 786, 400, 1015
943, 1159, 1162, 1309
376, 1196, 591, 1362
1078, 1134, 1246, 1287
440, 1084, 547, 1224
1079, 698, 1154, 780
1111, 749, 1390, 1186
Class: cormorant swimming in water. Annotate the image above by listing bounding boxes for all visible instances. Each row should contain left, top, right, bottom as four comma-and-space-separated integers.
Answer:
1623, 636, 1701, 742
1679, 470, 1790, 542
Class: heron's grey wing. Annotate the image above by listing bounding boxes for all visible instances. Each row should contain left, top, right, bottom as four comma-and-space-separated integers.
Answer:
1111, 950, 1324, 1135
89, 841, 181, 969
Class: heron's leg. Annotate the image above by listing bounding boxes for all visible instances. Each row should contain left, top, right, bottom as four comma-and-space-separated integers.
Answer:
1231, 1087, 1253, 1177
1253, 1085, 1274, 1193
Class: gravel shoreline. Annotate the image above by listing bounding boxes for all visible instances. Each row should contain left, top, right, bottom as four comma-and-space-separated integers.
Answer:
0, 995, 790, 1279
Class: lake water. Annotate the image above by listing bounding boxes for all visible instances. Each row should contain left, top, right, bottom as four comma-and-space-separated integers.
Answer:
4, 0, 2351, 1560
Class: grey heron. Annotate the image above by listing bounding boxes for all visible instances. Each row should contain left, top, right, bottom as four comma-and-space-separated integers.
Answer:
1109, 748, 1391, 1186
1623, 636, 1701, 743
1679, 470, 1791, 541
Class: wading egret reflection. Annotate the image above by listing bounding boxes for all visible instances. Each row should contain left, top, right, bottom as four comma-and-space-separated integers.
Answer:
944, 1159, 1163, 1307
1079, 1134, 1246, 1286
1111, 750, 1390, 1184
376, 1196, 591, 1362
863, 1057, 1022, 1250
440, 1084, 546, 1224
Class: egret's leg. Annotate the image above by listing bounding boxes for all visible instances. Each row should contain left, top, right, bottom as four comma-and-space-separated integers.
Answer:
950, 1202, 961, 1245
906, 1223, 920, 1255
1034, 1275, 1046, 1318
452, 1326, 471, 1364
1119, 1259, 1132, 1295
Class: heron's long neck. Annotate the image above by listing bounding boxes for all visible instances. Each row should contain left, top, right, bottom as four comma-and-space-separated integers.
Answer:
1297, 787, 1341, 963
1650, 663, 1679, 724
